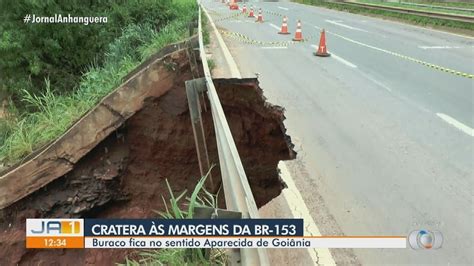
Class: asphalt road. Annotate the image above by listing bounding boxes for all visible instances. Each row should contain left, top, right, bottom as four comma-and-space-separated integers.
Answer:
203, 1, 473, 264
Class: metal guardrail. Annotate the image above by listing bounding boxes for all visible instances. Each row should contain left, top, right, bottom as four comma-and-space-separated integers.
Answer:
400, 2, 474, 13
194, 4, 269, 266
342, 1, 474, 23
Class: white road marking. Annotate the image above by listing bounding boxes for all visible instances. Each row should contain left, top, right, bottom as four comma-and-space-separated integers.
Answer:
311, 45, 358, 68
279, 161, 336, 266
314, 25, 403, 54
331, 53, 358, 68
419, 27, 474, 40
436, 113, 474, 137
376, 16, 474, 40
278, 6, 289, 11
325, 19, 369, 33
360, 72, 392, 92
261, 46, 288, 49
279, 0, 473, 39
269, 23, 281, 31
314, 25, 474, 78
418, 45, 462, 49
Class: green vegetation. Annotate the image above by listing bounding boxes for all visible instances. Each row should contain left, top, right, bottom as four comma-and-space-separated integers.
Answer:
0, 0, 179, 99
399, 0, 474, 9
0, 0, 197, 167
292, 0, 474, 31
356, 0, 474, 17
207, 59, 216, 71
120, 170, 228, 265
202, 10, 211, 45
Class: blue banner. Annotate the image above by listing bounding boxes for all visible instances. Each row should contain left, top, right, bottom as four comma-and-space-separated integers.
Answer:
83, 219, 303, 237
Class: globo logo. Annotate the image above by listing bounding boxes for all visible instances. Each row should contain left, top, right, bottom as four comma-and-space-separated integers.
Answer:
408, 230, 443, 250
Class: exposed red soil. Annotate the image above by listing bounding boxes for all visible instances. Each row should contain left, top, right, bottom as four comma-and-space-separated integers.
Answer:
0, 58, 295, 265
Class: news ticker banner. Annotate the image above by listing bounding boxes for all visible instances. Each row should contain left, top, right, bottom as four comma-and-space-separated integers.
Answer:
27, 219, 440, 249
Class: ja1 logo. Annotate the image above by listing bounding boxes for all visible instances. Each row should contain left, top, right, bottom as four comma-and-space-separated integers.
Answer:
26, 219, 83, 236
408, 230, 443, 250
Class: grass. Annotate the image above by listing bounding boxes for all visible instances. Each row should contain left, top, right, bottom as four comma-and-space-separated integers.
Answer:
292, 0, 474, 31
119, 168, 228, 265
207, 59, 216, 71
202, 10, 211, 46
202, 11, 218, 74
400, 0, 474, 9
356, 0, 474, 17
0, 0, 197, 167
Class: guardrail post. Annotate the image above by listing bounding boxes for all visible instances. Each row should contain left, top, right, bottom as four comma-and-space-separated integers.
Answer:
186, 78, 214, 190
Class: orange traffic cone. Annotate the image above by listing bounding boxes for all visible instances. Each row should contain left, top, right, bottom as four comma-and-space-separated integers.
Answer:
293, 20, 303, 41
255, 8, 263, 23
278, 16, 290, 35
242, 4, 247, 13
229, 0, 239, 10
314, 29, 330, 57
248, 7, 255, 17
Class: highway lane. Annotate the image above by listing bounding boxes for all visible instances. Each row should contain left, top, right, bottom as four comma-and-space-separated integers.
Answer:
203, 1, 473, 264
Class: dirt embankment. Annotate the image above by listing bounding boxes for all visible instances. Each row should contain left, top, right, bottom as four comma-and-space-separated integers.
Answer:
0, 51, 295, 265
